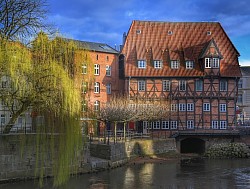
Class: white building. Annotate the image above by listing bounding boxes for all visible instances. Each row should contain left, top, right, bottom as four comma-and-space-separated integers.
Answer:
237, 66, 250, 125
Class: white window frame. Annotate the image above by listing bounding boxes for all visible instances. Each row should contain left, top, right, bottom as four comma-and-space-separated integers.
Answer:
106, 83, 111, 94
171, 60, 179, 69
162, 80, 170, 91
203, 103, 210, 111
82, 81, 88, 94
179, 80, 186, 91
138, 80, 146, 91
0, 114, 5, 125
220, 121, 227, 129
219, 104, 226, 112
94, 100, 100, 111
187, 103, 194, 111
154, 60, 162, 69
82, 64, 87, 74
212, 120, 219, 129
138, 60, 146, 69
186, 60, 194, 69
171, 104, 178, 112
179, 103, 186, 111
170, 121, 178, 129
94, 82, 100, 93
213, 58, 220, 68
196, 80, 203, 91
152, 121, 160, 129
205, 58, 211, 68
94, 64, 100, 75
220, 80, 228, 91
106, 65, 111, 76
162, 121, 169, 129
187, 120, 194, 129
82, 100, 87, 112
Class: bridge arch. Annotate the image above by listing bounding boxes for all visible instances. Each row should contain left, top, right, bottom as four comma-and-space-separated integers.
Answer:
180, 137, 205, 154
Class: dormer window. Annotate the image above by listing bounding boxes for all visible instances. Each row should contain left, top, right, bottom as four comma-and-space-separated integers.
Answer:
213, 58, 220, 68
186, 60, 194, 69
138, 60, 146, 68
171, 60, 179, 69
205, 58, 220, 68
136, 30, 141, 34
205, 58, 211, 68
154, 60, 162, 68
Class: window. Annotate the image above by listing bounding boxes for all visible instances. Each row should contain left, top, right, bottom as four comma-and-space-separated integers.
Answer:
220, 80, 227, 91
82, 81, 88, 93
237, 94, 243, 103
138, 80, 146, 91
212, 121, 218, 129
106, 56, 109, 61
94, 100, 100, 111
106, 83, 111, 94
220, 121, 227, 129
168, 31, 173, 35
219, 104, 226, 112
171, 60, 179, 69
187, 120, 194, 129
143, 121, 151, 129
186, 61, 194, 69
0, 114, 5, 125
213, 58, 220, 68
162, 121, 169, 129
138, 60, 146, 68
171, 121, 178, 129
106, 65, 111, 76
82, 64, 87, 74
179, 103, 186, 111
82, 100, 87, 112
171, 104, 178, 112
207, 31, 212, 35
162, 80, 170, 91
136, 30, 141, 34
152, 121, 160, 129
238, 79, 243, 89
94, 64, 100, 75
96, 54, 98, 60
187, 103, 194, 111
203, 103, 210, 111
179, 80, 186, 91
195, 80, 203, 91
154, 60, 162, 68
94, 82, 100, 93
205, 58, 211, 68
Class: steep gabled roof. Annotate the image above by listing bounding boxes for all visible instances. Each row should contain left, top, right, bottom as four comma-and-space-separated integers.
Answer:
122, 20, 241, 77
240, 66, 250, 75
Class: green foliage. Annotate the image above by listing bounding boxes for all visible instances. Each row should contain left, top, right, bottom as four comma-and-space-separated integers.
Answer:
0, 33, 91, 186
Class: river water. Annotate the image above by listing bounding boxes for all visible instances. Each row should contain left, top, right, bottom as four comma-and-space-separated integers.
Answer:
1, 159, 250, 189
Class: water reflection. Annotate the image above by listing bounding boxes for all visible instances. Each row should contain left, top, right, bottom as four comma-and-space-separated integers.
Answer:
1, 159, 250, 189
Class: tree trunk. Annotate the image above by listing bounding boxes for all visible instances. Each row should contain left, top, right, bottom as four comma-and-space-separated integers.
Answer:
3, 103, 29, 133
123, 122, 126, 141
114, 121, 117, 143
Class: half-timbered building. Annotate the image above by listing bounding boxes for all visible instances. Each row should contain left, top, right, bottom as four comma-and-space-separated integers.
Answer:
120, 21, 241, 134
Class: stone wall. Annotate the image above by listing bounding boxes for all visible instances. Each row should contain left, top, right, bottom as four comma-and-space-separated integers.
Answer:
90, 139, 177, 161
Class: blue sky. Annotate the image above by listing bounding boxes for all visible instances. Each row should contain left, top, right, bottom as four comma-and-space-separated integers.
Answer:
48, 0, 250, 66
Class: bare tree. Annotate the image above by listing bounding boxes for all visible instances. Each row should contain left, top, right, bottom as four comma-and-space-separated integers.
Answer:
0, 0, 50, 41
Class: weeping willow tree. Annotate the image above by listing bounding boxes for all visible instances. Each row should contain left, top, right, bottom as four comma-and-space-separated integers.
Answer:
0, 33, 90, 186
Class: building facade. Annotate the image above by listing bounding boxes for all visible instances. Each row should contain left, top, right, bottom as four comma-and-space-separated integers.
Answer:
120, 21, 241, 134
237, 66, 250, 125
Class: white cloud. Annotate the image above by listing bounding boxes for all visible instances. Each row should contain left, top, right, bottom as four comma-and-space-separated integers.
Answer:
239, 59, 250, 66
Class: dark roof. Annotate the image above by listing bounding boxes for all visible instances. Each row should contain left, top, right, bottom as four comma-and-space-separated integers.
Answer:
240, 66, 250, 75
66, 39, 119, 54
122, 20, 241, 78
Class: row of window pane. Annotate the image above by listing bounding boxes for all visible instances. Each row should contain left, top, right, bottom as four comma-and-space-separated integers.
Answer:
143, 120, 227, 129
138, 80, 227, 92
171, 103, 226, 112
137, 60, 195, 69
94, 82, 111, 94
82, 64, 111, 76
205, 58, 220, 68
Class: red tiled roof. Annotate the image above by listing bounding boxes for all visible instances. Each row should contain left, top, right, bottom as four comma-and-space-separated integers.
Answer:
122, 21, 241, 78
